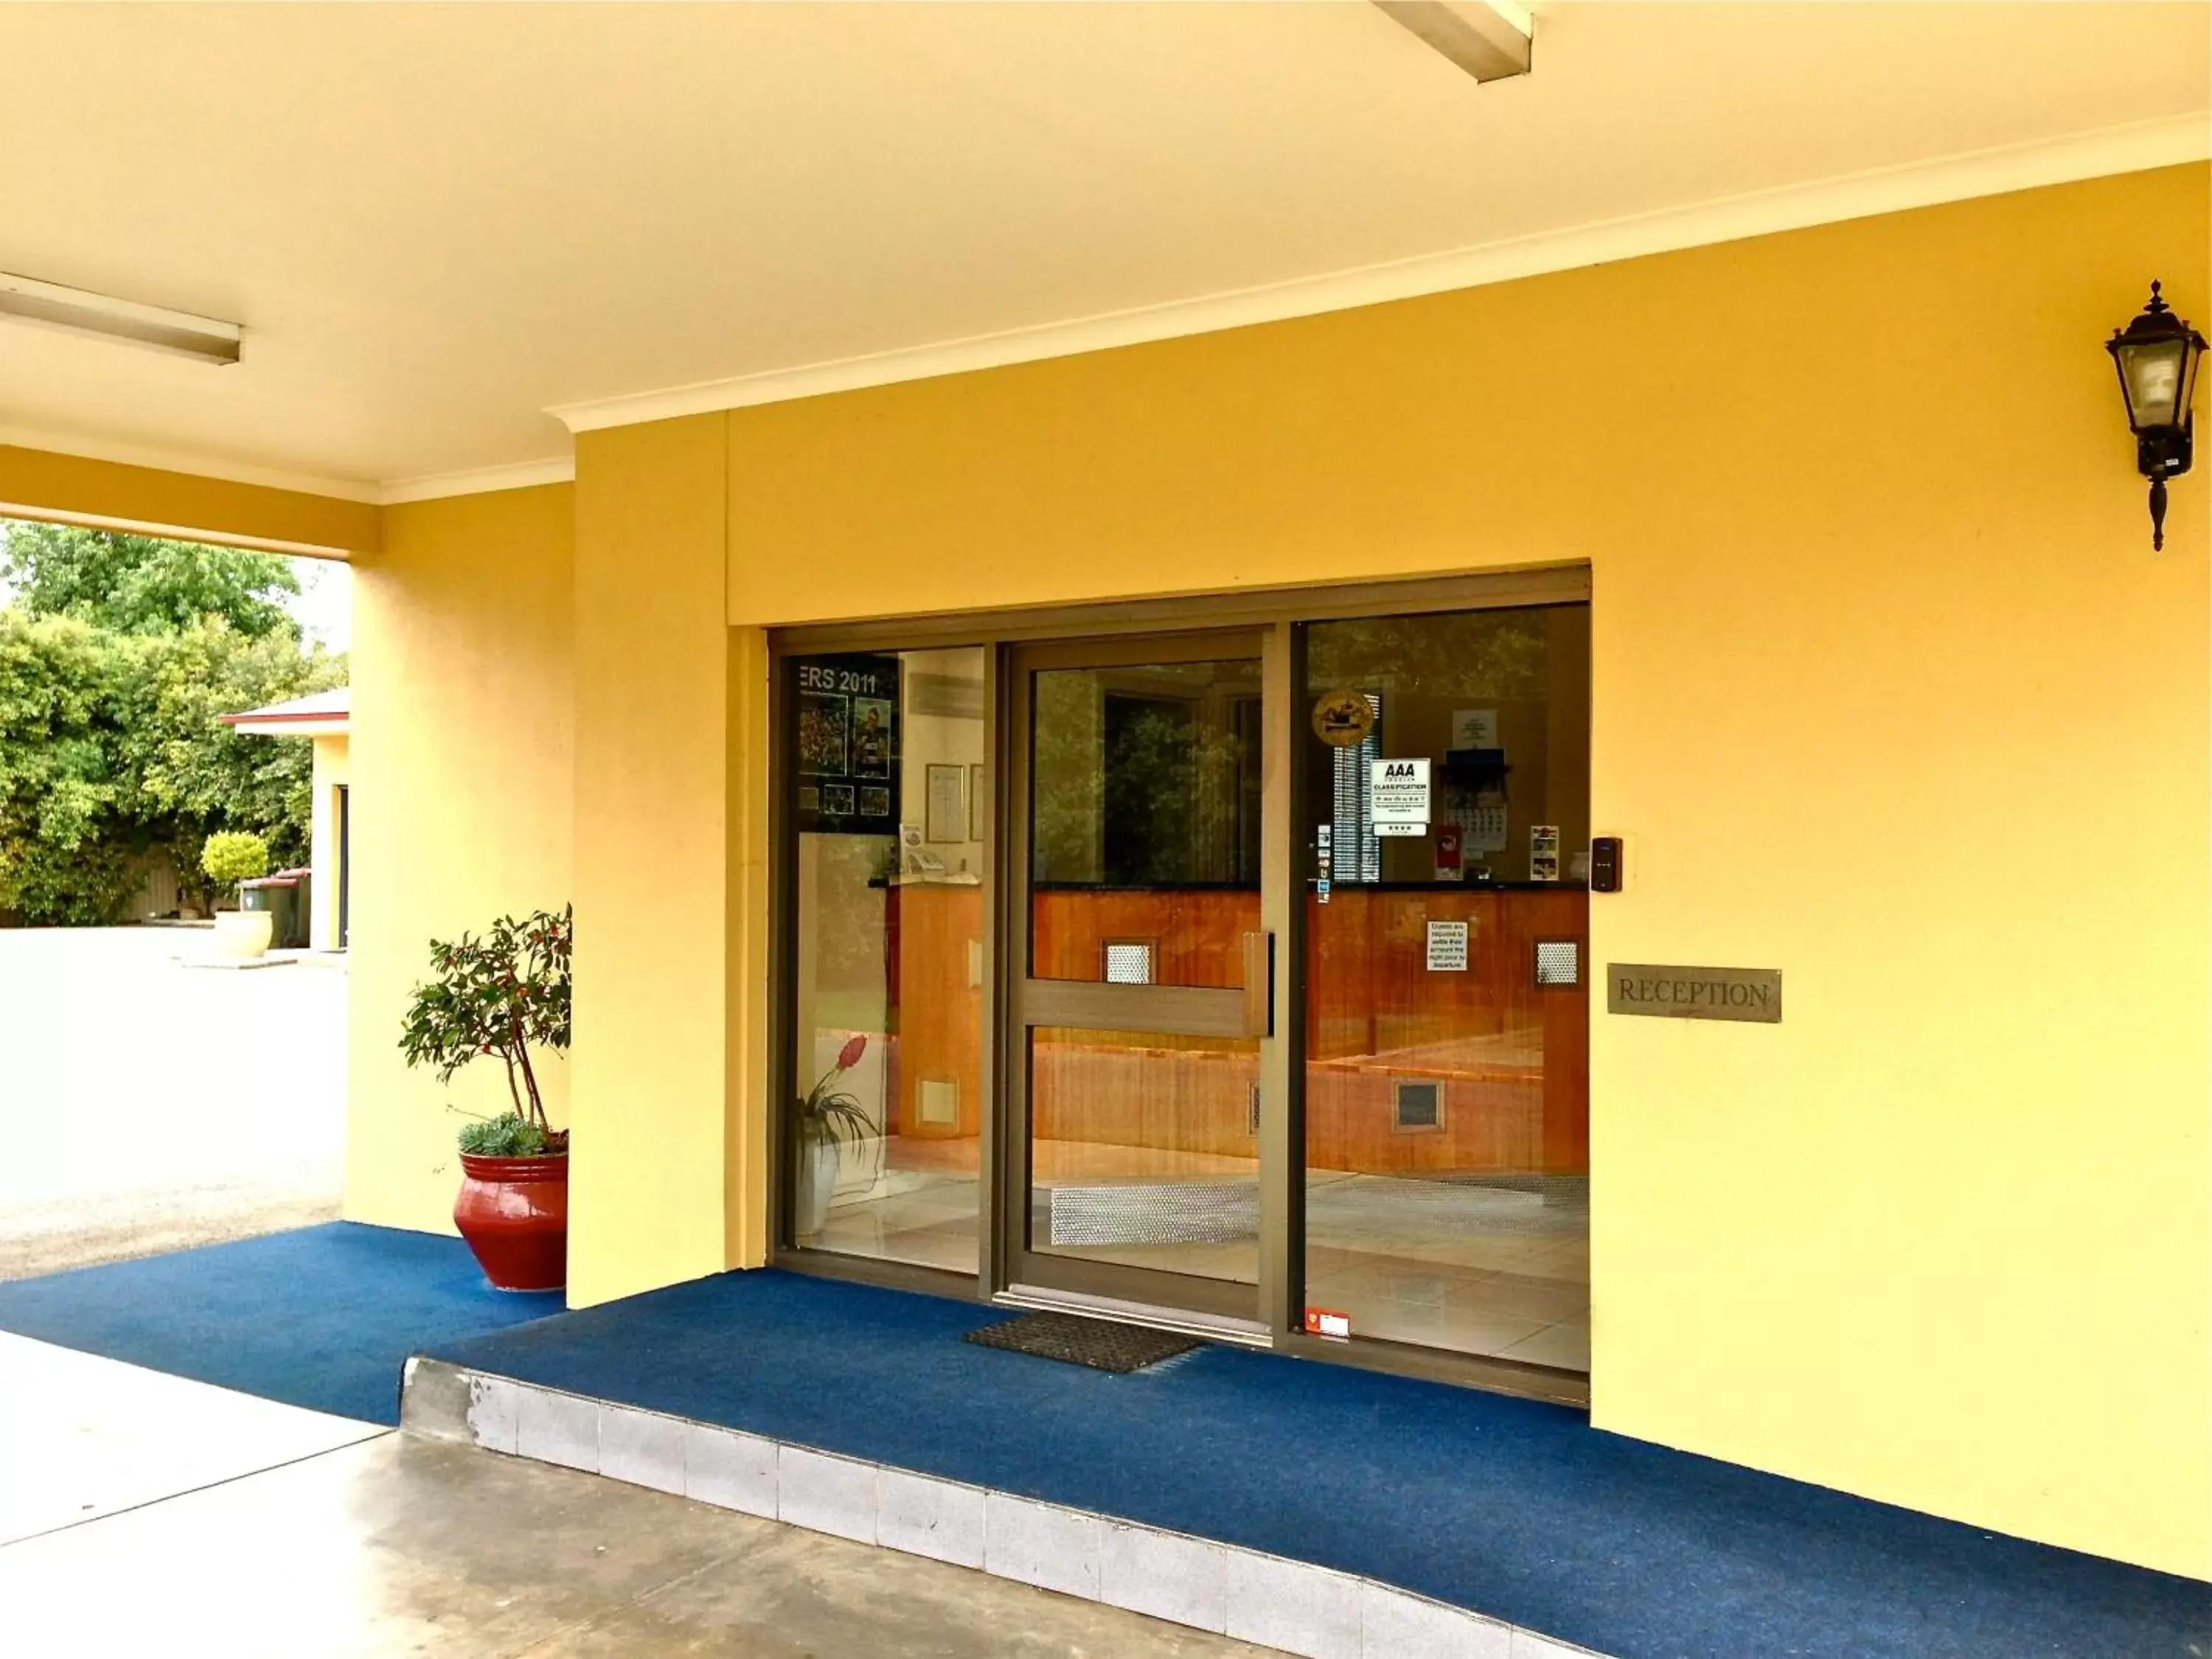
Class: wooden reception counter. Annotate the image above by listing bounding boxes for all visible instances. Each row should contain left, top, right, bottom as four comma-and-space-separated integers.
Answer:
1303, 883, 1588, 1178
873, 880, 1587, 1176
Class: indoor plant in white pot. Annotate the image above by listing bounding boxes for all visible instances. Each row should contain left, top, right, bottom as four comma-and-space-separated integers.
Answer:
793, 1034, 872, 1237
201, 830, 272, 959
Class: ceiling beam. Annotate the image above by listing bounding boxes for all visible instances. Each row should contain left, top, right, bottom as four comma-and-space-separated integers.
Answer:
1371, 1, 1532, 83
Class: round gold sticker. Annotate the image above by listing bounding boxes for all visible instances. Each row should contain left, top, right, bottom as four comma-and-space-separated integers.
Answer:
1311, 689, 1376, 748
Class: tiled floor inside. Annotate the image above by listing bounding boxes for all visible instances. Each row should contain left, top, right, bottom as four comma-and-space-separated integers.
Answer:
802, 1144, 1589, 1374
1305, 1174, 1588, 1370
807, 1162, 983, 1273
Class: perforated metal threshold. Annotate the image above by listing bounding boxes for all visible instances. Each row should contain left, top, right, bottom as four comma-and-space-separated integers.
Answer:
994, 1285, 1273, 1349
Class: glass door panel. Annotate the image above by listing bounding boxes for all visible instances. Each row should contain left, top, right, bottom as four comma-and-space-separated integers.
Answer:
1009, 639, 1267, 1315
784, 647, 987, 1274
1029, 1027, 1261, 1284
1297, 605, 1591, 1372
1029, 658, 1263, 982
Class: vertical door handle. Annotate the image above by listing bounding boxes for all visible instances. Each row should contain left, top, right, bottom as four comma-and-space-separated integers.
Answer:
1241, 931, 1274, 1038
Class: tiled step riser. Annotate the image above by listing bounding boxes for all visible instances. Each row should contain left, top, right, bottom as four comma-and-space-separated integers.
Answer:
400, 1357, 1600, 1659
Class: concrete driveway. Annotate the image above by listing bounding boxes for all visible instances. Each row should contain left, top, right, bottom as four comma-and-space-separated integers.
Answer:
0, 1332, 1265, 1658
0, 926, 346, 1279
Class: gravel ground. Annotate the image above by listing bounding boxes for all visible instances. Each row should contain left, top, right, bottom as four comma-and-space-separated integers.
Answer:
0, 926, 346, 1280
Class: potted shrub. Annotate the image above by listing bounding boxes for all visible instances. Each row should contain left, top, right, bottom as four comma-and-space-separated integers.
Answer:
400, 905, 572, 1291
793, 1034, 873, 1236
201, 831, 272, 959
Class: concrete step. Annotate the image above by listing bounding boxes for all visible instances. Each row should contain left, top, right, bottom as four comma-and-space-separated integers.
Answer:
402, 1354, 1602, 1659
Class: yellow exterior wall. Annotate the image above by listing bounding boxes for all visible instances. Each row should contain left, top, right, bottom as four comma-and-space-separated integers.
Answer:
0, 443, 379, 556
344, 484, 575, 1234
568, 416, 736, 1307
307, 734, 349, 952
716, 166, 2210, 1576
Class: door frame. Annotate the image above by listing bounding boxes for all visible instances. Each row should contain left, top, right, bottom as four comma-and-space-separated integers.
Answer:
765, 563, 1594, 1404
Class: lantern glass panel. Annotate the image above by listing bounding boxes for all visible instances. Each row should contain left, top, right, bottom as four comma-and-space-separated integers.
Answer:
2115, 337, 2188, 430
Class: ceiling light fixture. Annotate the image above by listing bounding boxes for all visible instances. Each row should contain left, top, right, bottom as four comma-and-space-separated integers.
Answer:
0, 271, 242, 365
1372, 0, 1533, 83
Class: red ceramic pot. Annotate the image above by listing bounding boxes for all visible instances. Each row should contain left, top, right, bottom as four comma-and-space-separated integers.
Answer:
454, 1153, 568, 1292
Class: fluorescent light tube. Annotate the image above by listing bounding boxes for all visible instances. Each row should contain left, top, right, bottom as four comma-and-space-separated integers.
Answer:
0, 271, 242, 365
1373, 1, 1533, 83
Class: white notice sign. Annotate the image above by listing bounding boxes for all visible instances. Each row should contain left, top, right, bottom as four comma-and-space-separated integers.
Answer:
1426, 919, 1469, 971
1371, 758, 1430, 830
1450, 709, 1499, 750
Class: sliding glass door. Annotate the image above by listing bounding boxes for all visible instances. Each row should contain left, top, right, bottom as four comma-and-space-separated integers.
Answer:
1294, 606, 1590, 1371
1000, 633, 1272, 1324
774, 576, 1593, 1390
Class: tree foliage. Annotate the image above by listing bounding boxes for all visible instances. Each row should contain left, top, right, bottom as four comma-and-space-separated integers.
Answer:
0, 521, 342, 925
1, 522, 301, 640
114, 618, 343, 907
0, 612, 134, 924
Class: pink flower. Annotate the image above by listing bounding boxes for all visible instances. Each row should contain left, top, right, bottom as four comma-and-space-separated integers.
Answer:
835, 1034, 868, 1072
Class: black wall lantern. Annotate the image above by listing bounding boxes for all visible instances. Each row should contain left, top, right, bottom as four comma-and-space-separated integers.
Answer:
2107, 282, 2206, 551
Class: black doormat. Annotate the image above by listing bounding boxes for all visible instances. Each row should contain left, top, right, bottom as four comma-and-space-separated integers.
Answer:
963, 1312, 1202, 1374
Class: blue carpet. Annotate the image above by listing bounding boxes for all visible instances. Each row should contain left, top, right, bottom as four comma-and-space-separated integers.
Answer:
0, 1222, 563, 1425
432, 1269, 2209, 1659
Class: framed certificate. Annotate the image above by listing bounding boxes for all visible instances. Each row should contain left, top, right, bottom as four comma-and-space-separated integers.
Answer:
925, 763, 967, 844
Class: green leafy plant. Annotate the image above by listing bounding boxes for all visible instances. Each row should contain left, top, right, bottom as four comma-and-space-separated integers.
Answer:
400, 905, 573, 1155
796, 1033, 874, 1150
199, 829, 269, 900
456, 1113, 552, 1158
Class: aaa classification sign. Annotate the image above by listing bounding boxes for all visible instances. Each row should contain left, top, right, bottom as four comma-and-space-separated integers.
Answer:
1370, 758, 1430, 830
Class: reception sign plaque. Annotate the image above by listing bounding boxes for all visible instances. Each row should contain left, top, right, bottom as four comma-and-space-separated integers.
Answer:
1607, 964, 1781, 1023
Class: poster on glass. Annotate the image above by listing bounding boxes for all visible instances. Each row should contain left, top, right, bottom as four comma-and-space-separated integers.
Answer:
793, 655, 900, 835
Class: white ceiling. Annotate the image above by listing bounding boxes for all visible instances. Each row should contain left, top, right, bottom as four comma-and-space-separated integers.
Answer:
0, 2, 2205, 498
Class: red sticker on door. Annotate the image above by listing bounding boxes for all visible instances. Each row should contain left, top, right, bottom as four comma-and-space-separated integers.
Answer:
1304, 1307, 1351, 1340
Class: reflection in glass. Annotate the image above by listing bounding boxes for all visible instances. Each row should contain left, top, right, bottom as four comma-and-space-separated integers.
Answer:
1031, 660, 1262, 960
1023, 654, 1263, 1287
787, 647, 985, 1273
1028, 1028, 1260, 1284
1299, 607, 1592, 1371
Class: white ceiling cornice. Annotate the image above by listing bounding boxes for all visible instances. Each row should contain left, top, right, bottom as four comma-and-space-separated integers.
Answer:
377, 457, 576, 505
551, 112, 2210, 436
